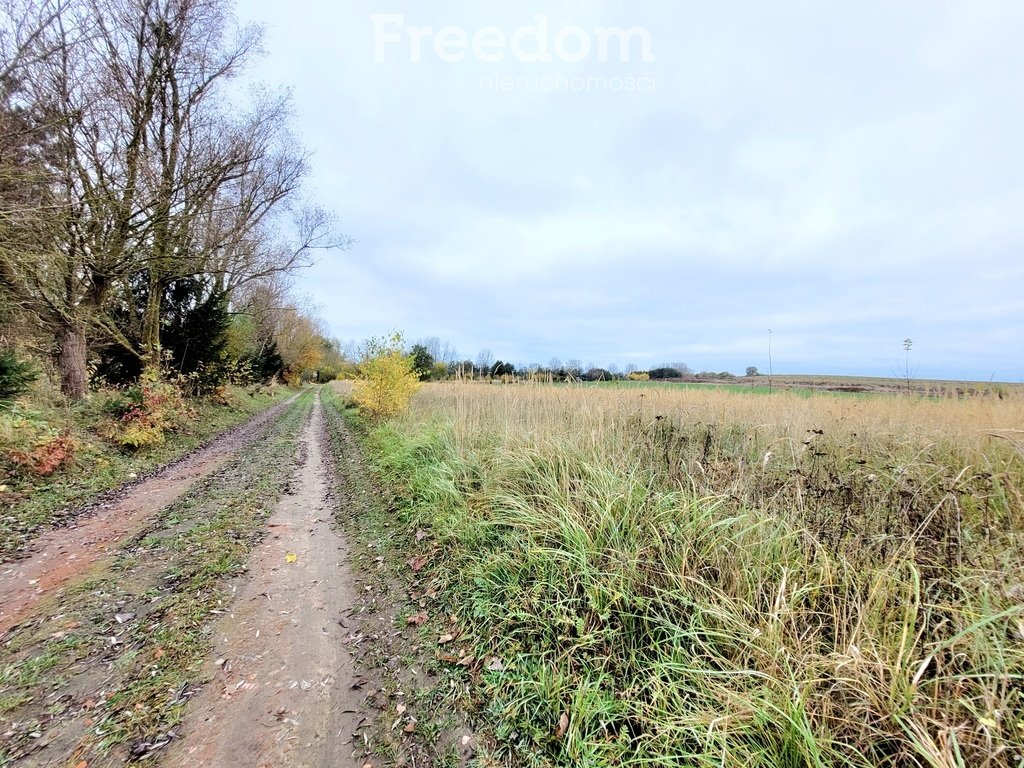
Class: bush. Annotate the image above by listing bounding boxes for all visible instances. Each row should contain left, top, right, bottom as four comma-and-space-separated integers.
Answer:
353, 334, 421, 419
648, 367, 681, 380
99, 369, 196, 449
0, 351, 38, 408
1, 408, 78, 477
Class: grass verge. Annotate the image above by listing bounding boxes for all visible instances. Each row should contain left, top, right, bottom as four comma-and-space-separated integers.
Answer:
320, 383, 478, 768
0, 389, 313, 766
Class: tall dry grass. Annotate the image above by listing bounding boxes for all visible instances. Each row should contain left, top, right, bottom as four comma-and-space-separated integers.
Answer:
363, 381, 1024, 767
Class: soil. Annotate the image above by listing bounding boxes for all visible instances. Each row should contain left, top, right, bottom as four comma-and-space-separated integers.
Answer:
0, 398, 295, 636
160, 395, 368, 767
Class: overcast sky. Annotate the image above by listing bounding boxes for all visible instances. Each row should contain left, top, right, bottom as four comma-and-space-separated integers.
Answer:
238, 0, 1023, 381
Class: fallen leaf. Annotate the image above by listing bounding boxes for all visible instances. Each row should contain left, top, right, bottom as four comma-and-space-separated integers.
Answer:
74, 761, 87, 768
285, 552, 298, 564
438, 633, 455, 644
415, 529, 429, 542
485, 657, 504, 672
114, 612, 135, 624
154, 648, 165, 660
408, 556, 428, 572
556, 712, 569, 740
396, 703, 407, 715
406, 612, 428, 627
461, 734, 472, 746
404, 720, 416, 733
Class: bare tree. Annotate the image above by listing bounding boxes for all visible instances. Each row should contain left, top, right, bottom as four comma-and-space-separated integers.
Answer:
475, 348, 493, 374
1, 0, 341, 397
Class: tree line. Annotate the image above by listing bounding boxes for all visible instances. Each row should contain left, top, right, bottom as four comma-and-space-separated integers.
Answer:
0, 0, 343, 399
398, 339, 745, 383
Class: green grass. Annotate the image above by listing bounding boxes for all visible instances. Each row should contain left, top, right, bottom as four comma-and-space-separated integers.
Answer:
0, 384, 292, 561
319, 384, 479, 767
350, 383, 1024, 768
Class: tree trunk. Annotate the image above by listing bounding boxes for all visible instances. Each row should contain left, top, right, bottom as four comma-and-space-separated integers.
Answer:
142, 273, 163, 362
58, 323, 87, 400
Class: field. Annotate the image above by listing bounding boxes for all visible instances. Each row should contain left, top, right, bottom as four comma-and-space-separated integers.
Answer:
361, 381, 1024, 767
595, 375, 1022, 399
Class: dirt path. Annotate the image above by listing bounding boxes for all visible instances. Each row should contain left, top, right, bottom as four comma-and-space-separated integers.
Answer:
0, 397, 294, 636
161, 394, 365, 768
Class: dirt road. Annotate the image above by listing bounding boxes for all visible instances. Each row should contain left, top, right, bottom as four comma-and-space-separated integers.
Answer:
0, 397, 295, 636
0, 390, 443, 767
161, 394, 366, 766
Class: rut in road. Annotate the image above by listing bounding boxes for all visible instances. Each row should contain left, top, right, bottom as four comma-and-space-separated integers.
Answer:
162, 393, 365, 767
0, 396, 295, 636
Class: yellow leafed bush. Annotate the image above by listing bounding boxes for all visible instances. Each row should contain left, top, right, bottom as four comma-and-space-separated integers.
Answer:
352, 336, 420, 419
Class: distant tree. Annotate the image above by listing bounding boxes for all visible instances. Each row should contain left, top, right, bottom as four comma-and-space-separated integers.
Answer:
584, 368, 612, 382
670, 362, 693, 375
409, 344, 435, 381
746, 366, 760, 377
276, 309, 327, 385
565, 359, 583, 378
418, 337, 441, 360
491, 360, 515, 377
476, 349, 494, 376
649, 367, 682, 380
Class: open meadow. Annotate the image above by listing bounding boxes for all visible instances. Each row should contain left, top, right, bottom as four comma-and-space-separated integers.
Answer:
363, 381, 1024, 767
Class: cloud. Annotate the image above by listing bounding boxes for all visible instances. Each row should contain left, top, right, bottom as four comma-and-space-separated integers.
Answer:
239, 0, 1024, 381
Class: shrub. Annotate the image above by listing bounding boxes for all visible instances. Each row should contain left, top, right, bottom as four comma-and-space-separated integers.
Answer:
100, 369, 195, 449
1, 409, 77, 476
8, 433, 78, 475
648, 367, 681, 380
584, 368, 613, 381
0, 351, 38, 408
353, 334, 421, 419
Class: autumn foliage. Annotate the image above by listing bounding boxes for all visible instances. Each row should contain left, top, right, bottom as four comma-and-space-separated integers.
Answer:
100, 370, 196, 449
352, 334, 420, 419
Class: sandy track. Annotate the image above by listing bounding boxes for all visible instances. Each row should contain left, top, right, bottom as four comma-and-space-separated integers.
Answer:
0, 397, 294, 636
161, 394, 365, 767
